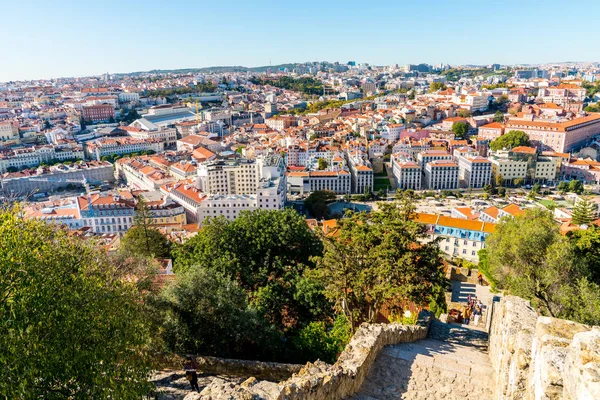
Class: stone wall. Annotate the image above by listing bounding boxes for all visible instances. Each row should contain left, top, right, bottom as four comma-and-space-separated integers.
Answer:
194, 312, 431, 400
158, 354, 302, 382
488, 295, 600, 400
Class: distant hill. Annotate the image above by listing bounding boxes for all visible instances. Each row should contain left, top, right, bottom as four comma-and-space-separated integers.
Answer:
119, 63, 303, 76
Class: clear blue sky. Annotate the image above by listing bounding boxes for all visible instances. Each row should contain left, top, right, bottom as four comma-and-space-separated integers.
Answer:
2, 0, 598, 81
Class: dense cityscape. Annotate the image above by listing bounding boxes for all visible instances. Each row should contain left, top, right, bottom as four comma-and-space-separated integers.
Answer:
2, 2, 600, 398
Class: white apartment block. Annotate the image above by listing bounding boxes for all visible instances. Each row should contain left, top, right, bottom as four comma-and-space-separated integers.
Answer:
287, 170, 351, 194
382, 124, 404, 141
452, 93, 489, 112
346, 151, 374, 194
424, 160, 459, 190
457, 156, 492, 188
417, 150, 453, 169
490, 155, 528, 183
391, 153, 421, 190
194, 155, 286, 226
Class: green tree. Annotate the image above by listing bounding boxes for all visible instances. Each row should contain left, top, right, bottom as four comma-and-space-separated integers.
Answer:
485, 208, 583, 318
569, 227, 600, 285
291, 314, 351, 364
513, 177, 524, 187
317, 158, 328, 170
0, 209, 153, 398
43, 120, 52, 130
568, 179, 584, 195
174, 209, 329, 334
408, 90, 415, 100
310, 201, 447, 331
557, 181, 569, 193
531, 183, 541, 195
305, 190, 336, 220
158, 266, 282, 360
457, 109, 472, 118
121, 197, 171, 258
451, 121, 469, 139
493, 110, 505, 123
571, 197, 596, 226
489, 130, 530, 151
428, 82, 447, 93
494, 173, 504, 187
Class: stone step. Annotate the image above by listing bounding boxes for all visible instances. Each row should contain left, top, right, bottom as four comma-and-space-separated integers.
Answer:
350, 338, 495, 400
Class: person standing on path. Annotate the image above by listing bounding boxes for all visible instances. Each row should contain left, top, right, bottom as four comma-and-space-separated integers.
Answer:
184, 356, 200, 393
463, 305, 472, 325
473, 306, 481, 326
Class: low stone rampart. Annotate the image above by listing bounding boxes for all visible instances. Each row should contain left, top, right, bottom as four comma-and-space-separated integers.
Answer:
194, 311, 431, 399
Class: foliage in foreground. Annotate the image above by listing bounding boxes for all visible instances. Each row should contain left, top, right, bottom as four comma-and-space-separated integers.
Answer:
485, 208, 600, 324
311, 200, 448, 331
0, 209, 153, 399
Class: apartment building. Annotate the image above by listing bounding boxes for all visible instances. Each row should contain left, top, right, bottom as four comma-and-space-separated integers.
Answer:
451, 93, 489, 112
0, 121, 19, 142
0, 144, 85, 173
382, 124, 404, 141
457, 156, 492, 188
417, 150, 453, 169
505, 113, 600, 153
414, 213, 495, 263
76, 193, 136, 234
286, 170, 351, 194
83, 104, 115, 122
346, 150, 374, 194
424, 160, 459, 190
192, 155, 286, 226
478, 122, 504, 141
115, 157, 175, 191
536, 84, 586, 106
391, 153, 421, 190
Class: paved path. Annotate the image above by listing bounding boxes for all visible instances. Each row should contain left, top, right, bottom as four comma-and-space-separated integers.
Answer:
349, 338, 495, 400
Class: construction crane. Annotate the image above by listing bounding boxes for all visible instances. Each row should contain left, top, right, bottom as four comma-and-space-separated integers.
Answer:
195, 100, 203, 124
28, 175, 99, 218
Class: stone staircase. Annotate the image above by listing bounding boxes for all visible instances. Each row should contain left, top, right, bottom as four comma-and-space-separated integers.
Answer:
349, 337, 495, 400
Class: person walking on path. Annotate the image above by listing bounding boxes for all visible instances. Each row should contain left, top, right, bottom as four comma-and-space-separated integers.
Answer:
473, 306, 481, 326
477, 273, 483, 286
184, 356, 200, 393
463, 305, 472, 325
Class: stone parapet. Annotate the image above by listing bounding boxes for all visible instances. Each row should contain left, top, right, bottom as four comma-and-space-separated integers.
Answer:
194, 311, 432, 399
488, 295, 600, 400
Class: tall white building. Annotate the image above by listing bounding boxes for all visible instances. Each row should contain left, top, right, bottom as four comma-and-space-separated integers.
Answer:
391, 153, 421, 190
346, 150, 374, 194
457, 156, 492, 188
194, 155, 286, 226
424, 160, 459, 190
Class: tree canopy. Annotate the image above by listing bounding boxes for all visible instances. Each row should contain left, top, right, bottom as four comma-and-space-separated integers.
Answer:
120, 197, 171, 258
305, 190, 336, 220
493, 110, 505, 123
428, 82, 447, 93
250, 76, 324, 96
157, 266, 282, 361
0, 208, 153, 398
485, 208, 600, 324
310, 200, 447, 330
174, 209, 328, 333
451, 121, 469, 139
489, 130, 530, 151
571, 197, 597, 226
